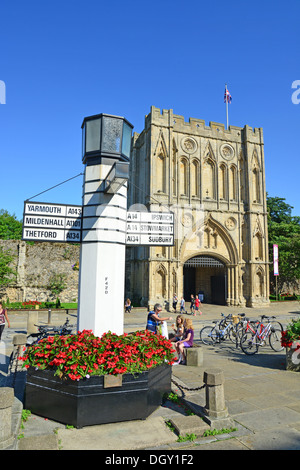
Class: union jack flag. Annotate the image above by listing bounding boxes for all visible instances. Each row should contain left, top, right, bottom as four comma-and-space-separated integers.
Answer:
224, 88, 232, 103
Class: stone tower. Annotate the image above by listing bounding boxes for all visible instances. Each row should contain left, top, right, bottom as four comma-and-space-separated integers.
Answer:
126, 106, 269, 308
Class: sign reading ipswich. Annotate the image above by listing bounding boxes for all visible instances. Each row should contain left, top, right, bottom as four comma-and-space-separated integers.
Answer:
126, 211, 174, 246
22, 201, 82, 243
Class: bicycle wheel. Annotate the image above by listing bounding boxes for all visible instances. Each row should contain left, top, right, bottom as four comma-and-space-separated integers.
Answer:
240, 331, 259, 355
269, 327, 284, 352
227, 324, 239, 343
270, 320, 283, 332
200, 326, 218, 345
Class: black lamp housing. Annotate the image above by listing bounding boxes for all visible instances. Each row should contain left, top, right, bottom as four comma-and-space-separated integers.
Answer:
82, 113, 134, 165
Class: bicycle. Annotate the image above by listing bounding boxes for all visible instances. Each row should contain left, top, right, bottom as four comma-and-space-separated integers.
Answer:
240, 315, 283, 355
26, 317, 74, 346
200, 313, 245, 345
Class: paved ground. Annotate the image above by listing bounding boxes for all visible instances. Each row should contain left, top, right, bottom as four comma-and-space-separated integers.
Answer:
1, 301, 300, 451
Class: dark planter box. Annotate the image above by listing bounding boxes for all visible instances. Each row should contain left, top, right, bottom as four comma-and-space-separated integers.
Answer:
25, 363, 171, 428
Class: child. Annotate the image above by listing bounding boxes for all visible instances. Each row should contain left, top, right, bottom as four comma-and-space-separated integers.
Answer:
174, 318, 194, 365
180, 296, 186, 314
125, 298, 132, 313
170, 315, 184, 342
193, 294, 202, 316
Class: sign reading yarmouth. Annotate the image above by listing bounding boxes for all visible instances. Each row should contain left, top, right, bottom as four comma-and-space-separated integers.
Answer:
126, 211, 174, 246
22, 201, 82, 242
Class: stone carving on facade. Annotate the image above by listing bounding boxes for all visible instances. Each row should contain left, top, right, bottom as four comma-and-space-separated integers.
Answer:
225, 217, 237, 231
181, 137, 197, 154
220, 143, 235, 160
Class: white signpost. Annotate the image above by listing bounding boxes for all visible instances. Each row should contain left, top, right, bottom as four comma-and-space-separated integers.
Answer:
22, 201, 82, 242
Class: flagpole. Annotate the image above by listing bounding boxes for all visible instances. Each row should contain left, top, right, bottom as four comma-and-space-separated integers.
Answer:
225, 83, 229, 130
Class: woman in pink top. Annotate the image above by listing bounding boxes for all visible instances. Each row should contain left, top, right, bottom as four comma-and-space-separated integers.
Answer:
174, 319, 194, 365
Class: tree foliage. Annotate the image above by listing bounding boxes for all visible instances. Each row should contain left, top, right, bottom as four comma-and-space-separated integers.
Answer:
0, 246, 17, 288
0, 209, 22, 239
267, 196, 300, 292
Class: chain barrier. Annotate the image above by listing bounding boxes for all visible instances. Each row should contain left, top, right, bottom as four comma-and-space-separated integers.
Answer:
171, 375, 206, 392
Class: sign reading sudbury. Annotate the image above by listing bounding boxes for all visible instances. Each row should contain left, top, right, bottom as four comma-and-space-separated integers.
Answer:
22, 201, 82, 242
126, 211, 174, 246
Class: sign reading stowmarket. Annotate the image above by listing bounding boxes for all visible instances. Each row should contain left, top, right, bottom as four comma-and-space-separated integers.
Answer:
126, 211, 174, 246
22, 201, 82, 243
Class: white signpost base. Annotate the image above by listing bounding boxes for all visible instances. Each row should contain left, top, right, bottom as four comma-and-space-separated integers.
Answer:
77, 163, 127, 337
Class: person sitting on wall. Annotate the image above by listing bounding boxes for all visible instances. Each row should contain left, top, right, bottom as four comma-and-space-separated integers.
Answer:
146, 303, 173, 335
174, 318, 194, 365
170, 315, 184, 342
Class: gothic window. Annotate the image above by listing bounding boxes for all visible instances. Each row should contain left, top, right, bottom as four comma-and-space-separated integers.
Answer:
172, 140, 177, 196
156, 153, 165, 193
254, 232, 263, 260
229, 165, 237, 201
219, 164, 227, 200
238, 153, 246, 202
251, 151, 261, 203
179, 158, 188, 196
255, 269, 264, 297
203, 157, 215, 199
253, 168, 260, 203
191, 159, 199, 196
155, 265, 167, 298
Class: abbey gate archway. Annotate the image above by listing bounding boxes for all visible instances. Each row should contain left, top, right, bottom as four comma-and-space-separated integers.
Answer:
183, 255, 227, 305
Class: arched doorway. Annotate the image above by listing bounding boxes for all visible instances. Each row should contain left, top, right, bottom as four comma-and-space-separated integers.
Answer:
183, 255, 227, 305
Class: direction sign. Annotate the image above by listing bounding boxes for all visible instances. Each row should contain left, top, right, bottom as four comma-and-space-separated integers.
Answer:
22, 201, 82, 243
126, 211, 174, 246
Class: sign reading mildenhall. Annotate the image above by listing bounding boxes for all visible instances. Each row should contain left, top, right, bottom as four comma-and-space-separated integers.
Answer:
22, 201, 82, 242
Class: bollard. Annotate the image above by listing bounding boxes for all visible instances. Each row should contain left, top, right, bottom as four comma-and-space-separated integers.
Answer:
48, 308, 52, 325
13, 334, 27, 362
0, 387, 14, 449
13, 334, 27, 348
203, 368, 228, 419
27, 310, 39, 335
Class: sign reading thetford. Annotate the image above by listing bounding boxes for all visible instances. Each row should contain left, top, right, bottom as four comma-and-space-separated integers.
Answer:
126, 211, 174, 246
22, 201, 82, 242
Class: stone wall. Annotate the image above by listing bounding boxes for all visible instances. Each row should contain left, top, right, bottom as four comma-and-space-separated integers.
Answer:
0, 240, 80, 303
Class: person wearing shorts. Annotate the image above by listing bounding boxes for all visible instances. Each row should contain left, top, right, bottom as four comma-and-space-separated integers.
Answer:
174, 318, 194, 365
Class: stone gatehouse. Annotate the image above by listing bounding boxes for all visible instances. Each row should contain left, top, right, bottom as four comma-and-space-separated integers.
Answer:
126, 106, 269, 308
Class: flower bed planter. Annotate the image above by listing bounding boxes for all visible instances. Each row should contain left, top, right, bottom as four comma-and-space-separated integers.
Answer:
25, 363, 171, 428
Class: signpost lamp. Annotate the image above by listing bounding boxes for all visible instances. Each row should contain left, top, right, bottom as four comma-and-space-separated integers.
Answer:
78, 113, 133, 337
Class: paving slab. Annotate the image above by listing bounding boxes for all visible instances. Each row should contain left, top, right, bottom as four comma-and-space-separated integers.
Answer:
57, 416, 178, 450
169, 415, 210, 436
238, 426, 300, 450
18, 434, 58, 450
233, 407, 300, 433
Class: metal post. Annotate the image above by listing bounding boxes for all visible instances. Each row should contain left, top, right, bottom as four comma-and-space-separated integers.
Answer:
48, 308, 52, 325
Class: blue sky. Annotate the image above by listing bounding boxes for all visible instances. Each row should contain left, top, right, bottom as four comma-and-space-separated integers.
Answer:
1, 0, 299, 221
